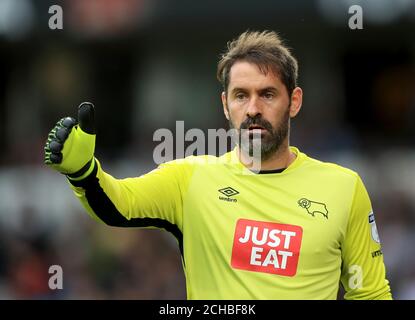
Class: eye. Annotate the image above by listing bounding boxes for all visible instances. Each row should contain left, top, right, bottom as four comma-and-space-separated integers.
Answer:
235, 92, 247, 100
263, 92, 274, 100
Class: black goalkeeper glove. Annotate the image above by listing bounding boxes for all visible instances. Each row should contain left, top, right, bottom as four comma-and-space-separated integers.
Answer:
44, 102, 96, 178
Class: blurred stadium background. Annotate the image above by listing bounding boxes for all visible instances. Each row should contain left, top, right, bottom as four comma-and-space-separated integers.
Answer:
0, 0, 414, 299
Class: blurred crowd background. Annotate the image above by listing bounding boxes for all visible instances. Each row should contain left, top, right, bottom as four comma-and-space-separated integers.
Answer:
0, 0, 414, 299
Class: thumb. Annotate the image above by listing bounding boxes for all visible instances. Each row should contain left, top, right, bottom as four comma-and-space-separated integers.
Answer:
78, 102, 95, 134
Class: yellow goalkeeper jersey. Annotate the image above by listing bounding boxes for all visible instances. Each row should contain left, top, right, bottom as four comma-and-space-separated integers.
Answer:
69, 146, 392, 300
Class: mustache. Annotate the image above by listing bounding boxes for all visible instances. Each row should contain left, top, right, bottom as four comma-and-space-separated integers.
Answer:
239, 115, 273, 132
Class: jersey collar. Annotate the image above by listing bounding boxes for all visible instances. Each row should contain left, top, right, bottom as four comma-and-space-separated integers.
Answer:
224, 146, 306, 176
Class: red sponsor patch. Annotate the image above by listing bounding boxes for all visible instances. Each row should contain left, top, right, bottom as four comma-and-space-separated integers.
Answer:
231, 219, 303, 276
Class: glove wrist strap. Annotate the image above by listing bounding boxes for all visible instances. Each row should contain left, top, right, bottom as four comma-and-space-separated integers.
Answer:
66, 158, 95, 181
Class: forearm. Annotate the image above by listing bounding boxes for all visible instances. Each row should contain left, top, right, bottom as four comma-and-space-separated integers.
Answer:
68, 157, 185, 231
68, 158, 135, 226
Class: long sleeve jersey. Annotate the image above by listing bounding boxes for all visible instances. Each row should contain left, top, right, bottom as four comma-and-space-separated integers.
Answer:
68, 146, 392, 299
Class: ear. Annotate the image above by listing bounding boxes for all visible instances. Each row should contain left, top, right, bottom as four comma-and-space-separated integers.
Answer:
289, 87, 303, 118
221, 91, 230, 120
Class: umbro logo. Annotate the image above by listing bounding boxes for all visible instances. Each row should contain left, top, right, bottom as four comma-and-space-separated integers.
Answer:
219, 187, 239, 203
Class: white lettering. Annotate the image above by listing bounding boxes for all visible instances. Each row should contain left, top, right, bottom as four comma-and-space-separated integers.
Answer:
153, 129, 173, 164
267, 229, 281, 247
159, 304, 194, 317
348, 265, 363, 289
185, 128, 205, 157
278, 250, 293, 269
207, 128, 235, 157
262, 249, 279, 268
48, 265, 63, 289
250, 247, 263, 266
281, 230, 296, 249
348, 5, 363, 30
176, 121, 185, 159
252, 227, 268, 245
48, 5, 63, 30
239, 226, 251, 243
249, 248, 294, 270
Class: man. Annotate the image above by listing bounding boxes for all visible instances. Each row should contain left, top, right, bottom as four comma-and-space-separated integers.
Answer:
44, 31, 392, 299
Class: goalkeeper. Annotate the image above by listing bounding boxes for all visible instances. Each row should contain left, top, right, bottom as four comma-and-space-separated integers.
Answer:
44, 30, 392, 299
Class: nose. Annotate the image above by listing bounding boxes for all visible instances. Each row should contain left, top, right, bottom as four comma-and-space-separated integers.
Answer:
246, 96, 262, 118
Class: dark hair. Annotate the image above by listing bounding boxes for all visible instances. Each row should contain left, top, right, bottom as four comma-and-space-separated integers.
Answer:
217, 30, 298, 96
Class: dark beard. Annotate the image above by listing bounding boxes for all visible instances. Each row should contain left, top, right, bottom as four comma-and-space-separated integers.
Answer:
229, 108, 290, 161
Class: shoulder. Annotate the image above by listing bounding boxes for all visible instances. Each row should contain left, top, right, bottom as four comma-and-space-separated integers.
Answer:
161, 154, 221, 167
157, 154, 223, 177
299, 150, 361, 186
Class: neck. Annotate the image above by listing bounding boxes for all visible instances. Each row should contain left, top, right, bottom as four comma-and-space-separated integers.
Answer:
237, 141, 296, 171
